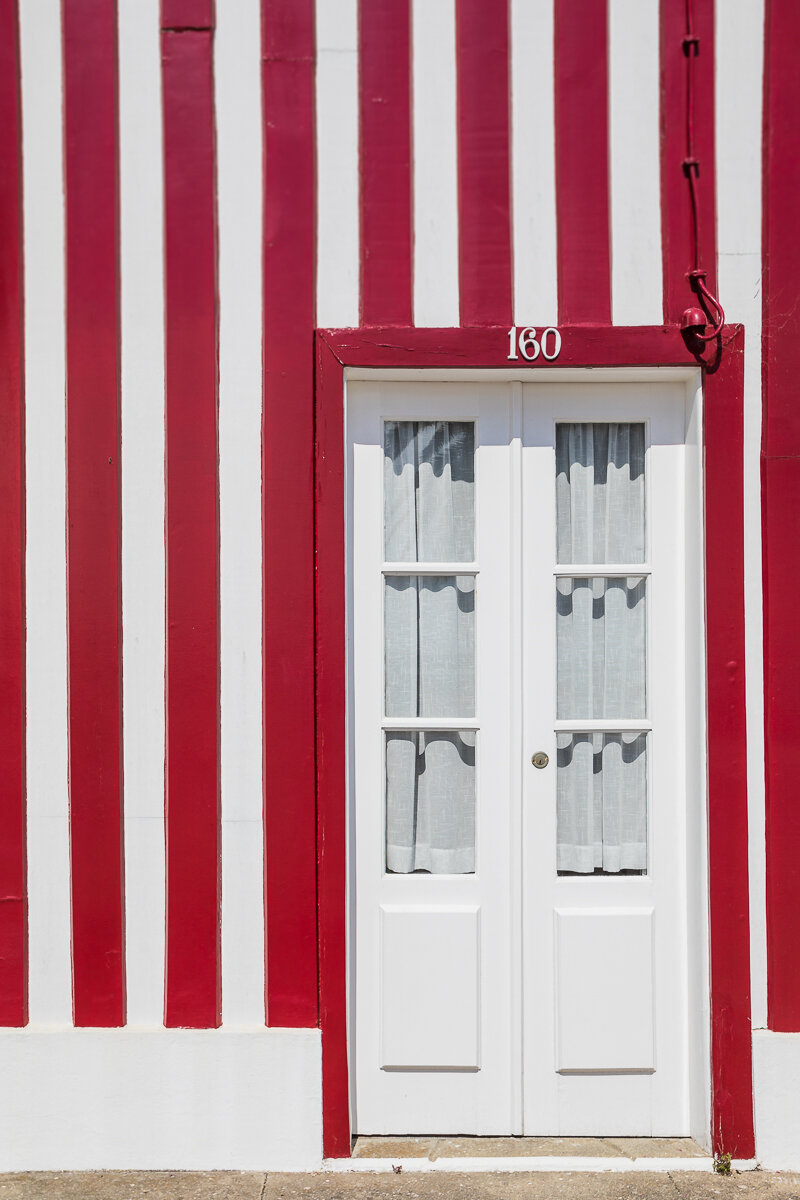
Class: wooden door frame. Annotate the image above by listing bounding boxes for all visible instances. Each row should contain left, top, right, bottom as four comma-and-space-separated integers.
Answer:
315, 324, 754, 1159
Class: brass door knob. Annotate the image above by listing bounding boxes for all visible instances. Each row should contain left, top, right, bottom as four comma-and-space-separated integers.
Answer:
531, 751, 549, 769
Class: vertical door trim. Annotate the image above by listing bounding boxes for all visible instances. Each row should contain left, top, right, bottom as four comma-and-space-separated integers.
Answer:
315, 325, 753, 1159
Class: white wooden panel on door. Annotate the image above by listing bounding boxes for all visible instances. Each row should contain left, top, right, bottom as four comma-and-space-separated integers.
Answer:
381, 906, 480, 1069
554, 908, 655, 1072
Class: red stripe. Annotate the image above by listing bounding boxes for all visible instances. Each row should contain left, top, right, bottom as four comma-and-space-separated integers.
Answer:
63, 0, 125, 1027
261, 0, 318, 1028
762, 0, 800, 1031
456, 0, 512, 327
554, 0, 610, 324
359, 0, 413, 326
659, 0, 716, 323
0, 0, 26, 1028
162, 0, 213, 27
762, 461, 800, 1030
704, 329, 755, 1158
316, 334, 350, 1157
161, 10, 221, 1028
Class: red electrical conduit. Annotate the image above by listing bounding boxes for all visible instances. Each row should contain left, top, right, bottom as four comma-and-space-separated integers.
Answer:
682, 0, 725, 339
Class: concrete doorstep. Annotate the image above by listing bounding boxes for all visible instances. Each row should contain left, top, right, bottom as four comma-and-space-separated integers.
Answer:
2, 1170, 800, 1200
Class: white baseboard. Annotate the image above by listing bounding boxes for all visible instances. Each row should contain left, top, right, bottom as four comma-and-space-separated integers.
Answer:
0, 1026, 322, 1170
753, 1029, 800, 1170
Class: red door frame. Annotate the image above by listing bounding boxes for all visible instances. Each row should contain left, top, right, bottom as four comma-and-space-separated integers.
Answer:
315, 324, 754, 1160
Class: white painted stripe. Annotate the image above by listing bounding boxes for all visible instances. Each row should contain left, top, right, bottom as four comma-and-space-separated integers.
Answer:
316, 0, 359, 328
716, 0, 764, 258
715, 0, 766, 1030
511, 0, 558, 327
412, 0, 459, 327
608, 0, 663, 325
19, 0, 72, 1024
216, 0, 266, 1027
119, 0, 167, 1026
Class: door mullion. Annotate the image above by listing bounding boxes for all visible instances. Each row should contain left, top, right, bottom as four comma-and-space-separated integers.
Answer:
509, 380, 524, 1134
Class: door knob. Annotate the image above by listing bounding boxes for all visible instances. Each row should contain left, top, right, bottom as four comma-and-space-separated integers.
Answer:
531, 751, 549, 769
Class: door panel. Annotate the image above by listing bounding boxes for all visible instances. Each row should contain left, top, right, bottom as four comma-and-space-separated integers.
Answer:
554, 908, 655, 1072
350, 382, 518, 1135
380, 906, 480, 1069
521, 383, 688, 1135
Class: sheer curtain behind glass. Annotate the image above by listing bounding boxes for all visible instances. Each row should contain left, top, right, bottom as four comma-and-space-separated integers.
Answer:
384, 421, 474, 561
555, 423, 648, 874
556, 733, 648, 873
556, 422, 645, 563
384, 421, 476, 873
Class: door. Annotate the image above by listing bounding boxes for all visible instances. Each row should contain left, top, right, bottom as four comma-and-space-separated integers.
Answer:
349, 376, 694, 1137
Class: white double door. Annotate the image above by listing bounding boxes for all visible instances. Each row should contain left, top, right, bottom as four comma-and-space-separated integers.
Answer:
349, 378, 692, 1137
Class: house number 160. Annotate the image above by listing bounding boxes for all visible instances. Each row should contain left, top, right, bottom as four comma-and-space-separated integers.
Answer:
506, 325, 562, 362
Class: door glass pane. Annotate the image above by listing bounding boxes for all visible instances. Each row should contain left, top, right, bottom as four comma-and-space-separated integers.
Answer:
384, 420, 475, 561
556, 732, 647, 875
556, 576, 647, 719
385, 575, 475, 717
386, 731, 476, 874
556, 422, 645, 563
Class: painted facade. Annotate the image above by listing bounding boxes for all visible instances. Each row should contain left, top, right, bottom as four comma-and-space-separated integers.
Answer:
0, 0, 798, 1172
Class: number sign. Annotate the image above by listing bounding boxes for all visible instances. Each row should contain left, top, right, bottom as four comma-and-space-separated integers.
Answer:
506, 326, 562, 362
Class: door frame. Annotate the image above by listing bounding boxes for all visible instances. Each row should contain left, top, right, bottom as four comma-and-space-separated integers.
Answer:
315, 324, 754, 1160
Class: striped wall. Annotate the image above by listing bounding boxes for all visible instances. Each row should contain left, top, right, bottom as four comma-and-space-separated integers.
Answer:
0, 0, 775, 1156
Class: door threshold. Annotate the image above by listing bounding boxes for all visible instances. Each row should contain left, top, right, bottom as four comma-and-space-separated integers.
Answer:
327, 1137, 757, 1173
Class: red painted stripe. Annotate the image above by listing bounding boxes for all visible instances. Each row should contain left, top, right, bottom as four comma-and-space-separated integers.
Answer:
704, 328, 755, 1158
0, 0, 26, 1028
659, 0, 716, 324
762, 0, 800, 462
161, 11, 221, 1028
63, 0, 125, 1027
316, 334, 350, 1157
554, 0, 610, 324
762, 0, 800, 1031
455, 0, 512, 327
261, 0, 318, 1028
359, 0, 412, 326
762, 460, 800, 1031
162, 0, 213, 27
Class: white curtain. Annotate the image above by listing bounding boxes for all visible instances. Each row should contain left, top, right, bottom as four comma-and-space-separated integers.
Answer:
384, 421, 474, 561
556, 733, 648, 873
385, 575, 475, 717
555, 423, 648, 874
386, 732, 476, 874
557, 576, 646, 719
383, 421, 476, 874
556, 422, 645, 563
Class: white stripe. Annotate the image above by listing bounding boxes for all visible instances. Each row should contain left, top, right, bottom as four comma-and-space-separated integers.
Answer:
608, 0, 663, 325
19, 0, 71, 1024
715, 0, 766, 1030
412, 0, 459, 327
216, 0, 266, 1026
511, 0, 558, 327
119, 0, 167, 1025
316, 0, 359, 327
